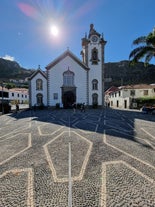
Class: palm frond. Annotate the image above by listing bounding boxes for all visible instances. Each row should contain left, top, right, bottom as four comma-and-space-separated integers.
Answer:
129, 46, 145, 59
145, 52, 154, 65
133, 36, 147, 45
129, 46, 155, 65
129, 29, 155, 65
146, 33, 155, 46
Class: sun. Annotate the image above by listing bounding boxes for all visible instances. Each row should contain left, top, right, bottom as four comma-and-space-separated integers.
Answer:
50, 25, 59, 37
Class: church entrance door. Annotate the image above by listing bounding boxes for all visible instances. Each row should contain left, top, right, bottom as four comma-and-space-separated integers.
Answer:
62, 87, 76, 108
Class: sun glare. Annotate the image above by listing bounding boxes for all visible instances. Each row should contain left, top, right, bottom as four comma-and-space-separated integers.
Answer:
50, 25, 59, 37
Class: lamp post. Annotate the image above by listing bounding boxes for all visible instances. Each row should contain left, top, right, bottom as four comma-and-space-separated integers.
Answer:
1, 82, 4, 114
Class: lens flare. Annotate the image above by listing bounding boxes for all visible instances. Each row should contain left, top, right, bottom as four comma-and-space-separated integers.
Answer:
18, 3, 38, 19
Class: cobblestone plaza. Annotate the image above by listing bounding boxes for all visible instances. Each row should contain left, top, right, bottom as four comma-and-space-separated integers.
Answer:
0, 108, 155, 207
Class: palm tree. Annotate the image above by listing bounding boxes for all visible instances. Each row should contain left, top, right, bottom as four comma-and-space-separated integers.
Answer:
129, 27, 155, 65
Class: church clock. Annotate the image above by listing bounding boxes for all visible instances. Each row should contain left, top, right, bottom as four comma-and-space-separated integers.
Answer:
91, 35, 98, 43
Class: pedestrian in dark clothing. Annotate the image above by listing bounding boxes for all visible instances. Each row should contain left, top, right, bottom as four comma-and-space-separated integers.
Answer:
72, 102, 76, 113
34, 104, 36, 111
81, 103, 85, 112
16, 104, 19, 113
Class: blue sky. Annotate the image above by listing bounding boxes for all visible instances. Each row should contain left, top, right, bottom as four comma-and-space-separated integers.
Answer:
0, 0, 155, 69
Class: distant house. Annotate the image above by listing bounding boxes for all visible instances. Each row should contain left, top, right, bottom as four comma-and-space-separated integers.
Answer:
9, 79, 18, 83
0, 87, 29, 104
104, 86, 119, 107
105, 84, 155, 109
9, 79, 28, 83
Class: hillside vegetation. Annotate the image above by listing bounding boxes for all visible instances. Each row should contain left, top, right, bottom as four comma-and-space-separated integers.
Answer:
0, 58, 155, 89
0, 58, 34, 82
104, 60, 155, 89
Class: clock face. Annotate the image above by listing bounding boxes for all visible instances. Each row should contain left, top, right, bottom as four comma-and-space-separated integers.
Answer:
92, 36, 98, 42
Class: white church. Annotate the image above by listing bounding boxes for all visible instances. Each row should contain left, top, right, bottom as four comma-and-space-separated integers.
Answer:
29, 24, 107, 108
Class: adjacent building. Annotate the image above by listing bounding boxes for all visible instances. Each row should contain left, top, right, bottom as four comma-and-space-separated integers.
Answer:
105, 84, 155, 109
0, 86, 29, 104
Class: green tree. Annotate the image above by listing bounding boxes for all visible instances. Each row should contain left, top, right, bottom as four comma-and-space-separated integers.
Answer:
129, 28, 155, 65
5, 83, 16, 89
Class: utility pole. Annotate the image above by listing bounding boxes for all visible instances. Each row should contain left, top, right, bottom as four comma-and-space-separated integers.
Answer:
1, 82, 4, 114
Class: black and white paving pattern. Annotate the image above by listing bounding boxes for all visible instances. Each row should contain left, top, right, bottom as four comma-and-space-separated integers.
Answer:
0, 108, 155, 207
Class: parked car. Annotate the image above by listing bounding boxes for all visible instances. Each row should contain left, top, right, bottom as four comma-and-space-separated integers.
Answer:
141, 105, 155, 114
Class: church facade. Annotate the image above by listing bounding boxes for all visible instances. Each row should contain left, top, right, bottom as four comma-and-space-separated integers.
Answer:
29, 24, 106, 108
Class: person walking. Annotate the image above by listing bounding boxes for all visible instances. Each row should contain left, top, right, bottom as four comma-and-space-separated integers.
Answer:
81, 103, 85, 112
72, 102, 76, 113
16, 103, 19, 113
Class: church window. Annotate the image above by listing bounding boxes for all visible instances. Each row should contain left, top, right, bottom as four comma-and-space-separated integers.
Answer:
36, 93, 43, 105
36, 79, 43, 90
92, 79, 98, 90
53, 93, 58, 100
91, 48, 98, 64
63, 69, 74, 86
92, 93, 98, 104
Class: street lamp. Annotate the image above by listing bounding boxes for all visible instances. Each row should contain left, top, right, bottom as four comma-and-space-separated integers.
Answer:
1, 82, 4, 114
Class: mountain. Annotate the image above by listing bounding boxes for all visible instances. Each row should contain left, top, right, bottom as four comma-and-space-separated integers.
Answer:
0, 58, 155, 89
0, 58, 34, 82
104, 60, 155, 90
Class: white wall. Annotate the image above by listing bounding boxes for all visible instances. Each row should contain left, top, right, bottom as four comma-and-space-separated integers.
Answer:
48, 56, 87, 106
9, 91, 29, 103
30, 73, 47, 106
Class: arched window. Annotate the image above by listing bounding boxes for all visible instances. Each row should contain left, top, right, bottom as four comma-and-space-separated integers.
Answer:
36, 93, 43, 105
91, 48, 98, 64
63, 69, 74, 86
92, 79, 98, 90
92, 93, 98, 104
36, 79, 43, 90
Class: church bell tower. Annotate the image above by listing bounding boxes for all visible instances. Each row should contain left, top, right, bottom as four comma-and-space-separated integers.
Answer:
81, 24, 107, 107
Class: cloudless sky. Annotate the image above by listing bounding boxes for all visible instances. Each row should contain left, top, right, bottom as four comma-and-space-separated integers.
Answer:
0, 0, 155, 70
